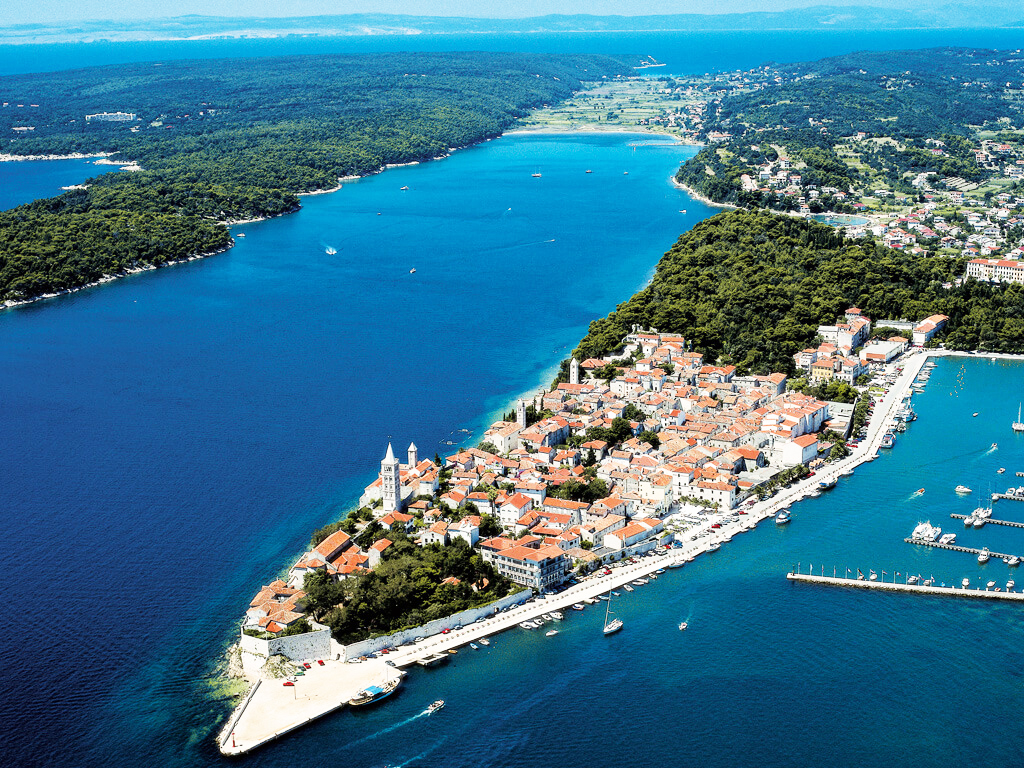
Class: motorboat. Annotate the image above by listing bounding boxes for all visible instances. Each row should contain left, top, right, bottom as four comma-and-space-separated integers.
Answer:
978, 548, 991, 564
541, 613, 552, 621
572, 603, 585, 610
427, 700, 445, 714
1008, 580, 1016, 590
962, 577, 971, 588
998, 468, 1006, 474
469, 643, 479, 650
955, 485, 972, 495
479, 638, 490, 646
545, 629, 559, 637
550, 611, 563, 621
907, 575, 919, 585
679, 622, 688, 631
325, 247, 337, 255
775, 511, 791, 525
987, 580, 997, 589
519, 621, 535, 630
623, 584, 634, 592
1008, 556, 1021, 567
708, 543, 721, 551
939, 533, 957, 545
869, 570, 878, 581
911, 522, 941, 541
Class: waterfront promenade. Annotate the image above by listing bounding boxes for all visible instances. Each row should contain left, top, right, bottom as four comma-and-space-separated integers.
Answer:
220, 351, 931, 755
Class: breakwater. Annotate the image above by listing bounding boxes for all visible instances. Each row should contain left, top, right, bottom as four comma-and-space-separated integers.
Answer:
787, 571, 1024, 600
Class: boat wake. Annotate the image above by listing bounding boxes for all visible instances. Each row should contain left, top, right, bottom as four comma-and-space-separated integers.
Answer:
389, 736, 449, 768
343, 710, 429, 749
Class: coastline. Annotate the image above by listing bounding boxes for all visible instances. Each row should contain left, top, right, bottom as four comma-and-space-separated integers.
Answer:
0, 151, 111, 162
670, 176, 737, 210
0, 243, 233, 311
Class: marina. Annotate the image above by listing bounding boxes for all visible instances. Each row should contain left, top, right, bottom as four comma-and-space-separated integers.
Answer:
904, 537, 1024, 561
949, 513, 1024, 529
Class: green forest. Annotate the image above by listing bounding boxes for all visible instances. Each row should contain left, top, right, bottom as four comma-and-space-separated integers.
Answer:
302, 534, 513, 644
676, 47, 1024, 208
573, 210, 1024, 373
0, 51, 636, 303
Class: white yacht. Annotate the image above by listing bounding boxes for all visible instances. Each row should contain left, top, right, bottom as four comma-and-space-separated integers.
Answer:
939, 533, 957, 545
911, 521, 941, 541
978, 548, 991, 564
955, 485, 972, 495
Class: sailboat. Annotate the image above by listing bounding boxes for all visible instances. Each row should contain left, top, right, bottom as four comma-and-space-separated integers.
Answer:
602, 589, 623, 635
1013, 403, 1024, 433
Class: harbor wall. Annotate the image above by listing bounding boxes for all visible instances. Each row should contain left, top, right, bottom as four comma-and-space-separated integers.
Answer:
340, 589, 531, 660
239, 622, 332, 664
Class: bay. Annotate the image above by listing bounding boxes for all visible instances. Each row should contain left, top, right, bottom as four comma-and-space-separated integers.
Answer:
0, 131, 704, 767
0, 157, 114, 210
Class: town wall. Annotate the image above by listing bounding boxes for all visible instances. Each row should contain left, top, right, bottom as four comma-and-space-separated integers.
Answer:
339, 589, 531, 660
239, 622, 332, 665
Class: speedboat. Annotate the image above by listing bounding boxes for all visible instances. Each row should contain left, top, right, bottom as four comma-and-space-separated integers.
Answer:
679, 622, 688, 631
572, 603, 585, 611
978, 548, 991, 564
998, 468, 1006, 474
955, 485, 972, 495
775, 511, 791, 525
545, 629, 559, 637
427, 700, 445, 714
623, 584, 634, 592
469, 643, 479, 650
479, 638, 490, 646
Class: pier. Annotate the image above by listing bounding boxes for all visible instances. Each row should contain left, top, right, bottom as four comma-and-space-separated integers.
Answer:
991, 493, 1024, 504
787, 571, 1024, 601
904, 537, 1022, 561
950, 513, 1024, 529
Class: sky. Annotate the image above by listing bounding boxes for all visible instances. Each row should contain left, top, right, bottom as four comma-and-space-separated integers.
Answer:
0, 0, 989, 26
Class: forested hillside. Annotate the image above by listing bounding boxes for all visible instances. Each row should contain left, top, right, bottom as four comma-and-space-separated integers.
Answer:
676, 47, 1024, 208
574, 210, 1024, 372
0, 51, 636, 303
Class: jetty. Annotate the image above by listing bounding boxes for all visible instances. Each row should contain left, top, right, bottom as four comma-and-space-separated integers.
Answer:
950, 513, 1024, 529
904, 537, 1023, 560
787, 571, 1024, 601
991, 493, 1024, 504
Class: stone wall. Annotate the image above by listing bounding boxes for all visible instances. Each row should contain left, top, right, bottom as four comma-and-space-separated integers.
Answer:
239, 621, 332, 667
339, 589, 531, 660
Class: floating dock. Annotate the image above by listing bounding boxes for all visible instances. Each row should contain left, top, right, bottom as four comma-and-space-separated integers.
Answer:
991, 493, 1024, 504
787, 572, 1024, 601
904, 538, 1022, 560
950, 513, 1024, 529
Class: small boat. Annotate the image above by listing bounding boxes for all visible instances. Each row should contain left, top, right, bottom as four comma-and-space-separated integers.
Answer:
818, 479, 837, 491
964, 515, 976, 528
409, 267, 416, 274
349, 677, 401, 706
916, 488, 925, 495
992, 443, 998, 450
998, 468, 1006, 474
623, 584, 634, 592
955, 485, 972, 495
236, 232, 246, 238
550, 611, 563, 620
572, 603, 585, 611
585, 169, 592, 173
1008, 580, 1016, 590
655, 569, 665, 574
987, 580, 997, 589
427, 699, 445, 714
325, 247, 337, 255
545, 629, 559, 637
869, 570, 878, 581
469, 643, 479, 650
1008, 556, 1021, 567
541, 613, 552, 621
962, 577, 971, 588
678, 622, 687, 631
400, 185, 410, 191
1013, 404, 1024, 432
939, 533, 957, 545
623, 171, 629, 175
708, 543, 721, 552
519, 621, 535, 630
478, 638, 490, 646
907, 575, 919, 585
531, 173, 542, 178
978, 548, 991, 564
447, 649, 457, 654
840, 468, 855, 477
775, 511, 791, 525
611, 592, 620, 597
973, 412, 979, 417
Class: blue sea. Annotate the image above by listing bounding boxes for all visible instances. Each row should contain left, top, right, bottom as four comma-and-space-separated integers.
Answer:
2, 29, 1024, 768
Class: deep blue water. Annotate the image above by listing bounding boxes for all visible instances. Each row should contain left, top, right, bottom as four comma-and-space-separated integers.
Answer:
0, 157, 113, 210
0, 28, 1022, 76
3, 28, 1024, 768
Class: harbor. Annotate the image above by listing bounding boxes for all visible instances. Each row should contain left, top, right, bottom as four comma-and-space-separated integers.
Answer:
904, 537, 1023, 561
950, 512, 1024, 529
787, 570, 1024, 601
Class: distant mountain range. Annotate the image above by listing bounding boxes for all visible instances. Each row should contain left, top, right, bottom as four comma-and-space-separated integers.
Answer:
2, 7, 1023, 45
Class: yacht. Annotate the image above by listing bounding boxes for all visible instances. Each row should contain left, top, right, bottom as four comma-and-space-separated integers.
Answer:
775, 510, 791, 525
1013, 403, 1024, 433
962, 577, 971, 588
678, 622, 688, 631
349, 677, 401, 706
602, 589, 623, 636
880, 433, 896, 449
546, 629, 559, 637
550, 611, 563, 621
519, 621, 536, 630
939, 533, 957, 545
708, 543, 721, 552
1008, 556, 1021, 567
818, 479, 837, 491
479, 638, 490, 646
907, 575, 919, 585
911, 522, 941, 541
427, 700, 445, 714
964, 515, 977, 528
978, 548, 991, 564
955, 485, 972, 495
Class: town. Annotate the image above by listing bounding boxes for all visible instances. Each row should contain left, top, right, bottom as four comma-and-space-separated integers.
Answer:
241, 309, 947, 654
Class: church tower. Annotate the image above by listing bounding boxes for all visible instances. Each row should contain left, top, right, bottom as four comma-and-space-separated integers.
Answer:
569, 357, 580, 385
516, 399, 527, 428
381, 442, 402, 513
407, 441, 418, 468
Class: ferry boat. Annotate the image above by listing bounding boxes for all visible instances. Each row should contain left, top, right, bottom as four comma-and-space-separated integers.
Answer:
1013, 403, 1024, 433
880, 433, 896, 449
775, 511, 791, 525
955, 485, 972, 495
427, 700, 445, 714
978, 548, 991, 564
349, 677, 401, 706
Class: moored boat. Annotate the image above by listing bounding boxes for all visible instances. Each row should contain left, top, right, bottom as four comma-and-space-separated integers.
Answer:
349, 677, 401, 706
978, 547, 991, 564
602, 588, 623, 635
775, 511, 791, 525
